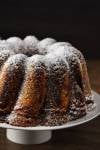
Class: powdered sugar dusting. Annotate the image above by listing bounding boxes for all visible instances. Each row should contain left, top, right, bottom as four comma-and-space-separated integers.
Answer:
0, 50, 15, 69
23, 35, 39, 55
0, 50, 15, 59
26, 54, 44, 70
4, 54, 27, 72
37, 38, 56, 55
0, 41, 14, 51
6, 37, 24, 54
48, 42, 71, 53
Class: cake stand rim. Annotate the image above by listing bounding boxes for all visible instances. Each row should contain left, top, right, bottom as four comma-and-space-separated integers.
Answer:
0, 90, 99, 131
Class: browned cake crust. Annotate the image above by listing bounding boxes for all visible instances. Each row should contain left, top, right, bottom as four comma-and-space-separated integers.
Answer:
8, 55, 47, 126
0, 54, 26, 118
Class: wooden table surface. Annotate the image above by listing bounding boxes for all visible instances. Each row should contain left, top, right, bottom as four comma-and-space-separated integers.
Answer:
0, 60, 100, 150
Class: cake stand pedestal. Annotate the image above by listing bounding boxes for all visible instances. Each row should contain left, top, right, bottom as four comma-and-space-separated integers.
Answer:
0, 91, 100, 145
7, 129, 52, 144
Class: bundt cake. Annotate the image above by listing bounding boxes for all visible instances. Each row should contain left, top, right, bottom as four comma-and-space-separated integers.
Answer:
0, 35, 94, 127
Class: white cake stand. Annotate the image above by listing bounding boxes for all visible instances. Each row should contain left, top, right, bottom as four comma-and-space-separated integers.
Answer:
0, 91, 100, 144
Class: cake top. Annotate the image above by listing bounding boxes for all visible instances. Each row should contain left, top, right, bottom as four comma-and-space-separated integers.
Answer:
37, 38, 56, 55
6, 37, 23, 53
0, 35, 84, 71
23, 35, 39, 55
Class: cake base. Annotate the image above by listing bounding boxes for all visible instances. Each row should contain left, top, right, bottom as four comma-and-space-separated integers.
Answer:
6, 129, 52, 144
1, 91, 99, 145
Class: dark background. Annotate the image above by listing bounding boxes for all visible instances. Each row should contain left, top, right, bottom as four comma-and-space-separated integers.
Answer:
0, 0, 100, 59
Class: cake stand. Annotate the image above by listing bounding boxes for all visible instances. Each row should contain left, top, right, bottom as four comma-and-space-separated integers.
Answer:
0, 91, 100, 145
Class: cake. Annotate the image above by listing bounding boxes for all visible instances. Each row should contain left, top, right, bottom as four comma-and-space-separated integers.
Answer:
0, 35, 94, 127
